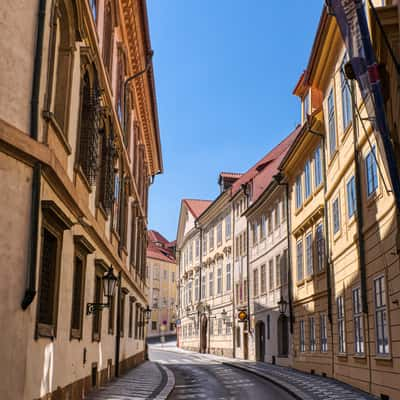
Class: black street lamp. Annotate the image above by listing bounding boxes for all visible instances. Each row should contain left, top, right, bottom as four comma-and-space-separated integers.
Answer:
87, 266, 118, 315
144, 305, 152, 323
221, 308, 228, 324
278, 296, 288, 315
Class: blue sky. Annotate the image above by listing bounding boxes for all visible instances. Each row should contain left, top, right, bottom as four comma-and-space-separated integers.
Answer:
147, 1, 323, 241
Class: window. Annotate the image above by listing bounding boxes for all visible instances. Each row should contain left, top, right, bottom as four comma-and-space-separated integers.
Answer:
153, 266, 160, 280
347, 176, 356, 218
71, 249, 86, 339
309, 317, 316, 352
366, 146, 378, 197
217, 266, 222, 295
128, 297, 134, 338
303, 91, 310, 122
188, 281, 193, 303
296, 175, 303, 209
195, 238, 200, 259
275, 255, 281, 288
189, 242, 193, 264
209, 271, 214, 297
341, 53, 352, 131
328, 88, 337, 157
253, 269, 259, 297
268, 215, 273, 234
296, 240, 303, 281
314, 146, 322, 188
260, 264, 266, 293
202, 233, 207, 255
226, 321, 232, 336
282, 196, 287, 222
353, 287, 364, 354
102, 1, 114, 76
337, 295, 346, 353
268, 259, 274, 291
120, 291, 126, 337
37, 203, 71, 338
209, 228, 214, 250
225, 214, 231, 239
92, 269, 103, 341
164, 269, 168, 280
236, 326, 241, 347
320, 314, 328, 352
305, 233, 313, 277
275, 203, 280, 228
304, 160, 312, 199
172, 272, 175, 282
374, 276, 389, 355
226, 263, 231, 291
332, 197, 340, 235
300, 320, 305, 352
152, 321, 157, 331
152, 288, 159, 309
195, 276, 199, 301
201, 274, 206, 299
316, 223, 325, 272
116, 48, 126, 124
244, 279, 248, 301
218, 319, 223, 335
260, 215, 266, 240
252, 222, 258, 246
217, 222, 222, 246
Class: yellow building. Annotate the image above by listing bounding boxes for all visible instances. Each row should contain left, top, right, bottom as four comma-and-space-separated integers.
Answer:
282, 3, 400, 398
146, 230, 177, 339
0, 1, 162, 399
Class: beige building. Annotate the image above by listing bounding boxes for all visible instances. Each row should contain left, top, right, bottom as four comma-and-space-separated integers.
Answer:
146, 230, 177, 339
280, 2, 400, 398
0, 1, 162, 399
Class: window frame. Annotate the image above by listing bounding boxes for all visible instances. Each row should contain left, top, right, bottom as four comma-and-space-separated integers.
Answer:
296, 239, 303, 282
374, 275, 390, 356
337, 295, 346, 354
365, 145, 379, 197
327, 88, 337, 158
352, 286, 364, 354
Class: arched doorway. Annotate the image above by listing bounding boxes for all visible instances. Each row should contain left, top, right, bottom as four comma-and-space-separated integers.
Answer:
278, 315, 289, 356
200, 314, 208, 353
255, 320, 266, 361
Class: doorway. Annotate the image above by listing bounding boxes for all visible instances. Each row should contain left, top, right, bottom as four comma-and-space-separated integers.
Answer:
243, 322, 249, 360
255, 320, 266, 361
200, 315, 208, 353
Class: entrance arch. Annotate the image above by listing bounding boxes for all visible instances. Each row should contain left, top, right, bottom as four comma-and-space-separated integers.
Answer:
255, 320, 266, 361
200, 314, 208, 353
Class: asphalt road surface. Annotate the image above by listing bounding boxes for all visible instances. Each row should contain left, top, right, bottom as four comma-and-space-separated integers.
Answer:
149, 346, 295, 400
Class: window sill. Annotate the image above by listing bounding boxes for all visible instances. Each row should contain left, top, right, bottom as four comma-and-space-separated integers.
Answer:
36, 323, 55, 339
375, 354, 392, 362
336, 353, 348, 359
341, 121, 353, 143
305, 274, 314, 282
328, 149, 339, 169
303, 195, 313, 208
43, 110, 72, 155
352, 353, 366, 360
75, 165, 93, 193
296, 280, 305, 287
366, 190, 382, 208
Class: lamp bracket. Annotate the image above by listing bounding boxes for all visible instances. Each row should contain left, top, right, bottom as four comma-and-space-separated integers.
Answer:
86, 302, 110, 315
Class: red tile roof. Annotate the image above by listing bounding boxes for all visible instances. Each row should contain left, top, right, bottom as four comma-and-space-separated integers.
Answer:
219, 172, 243, 179
232, 126, 302, 202
183, 199, 212, 219
147, 230, 176, 263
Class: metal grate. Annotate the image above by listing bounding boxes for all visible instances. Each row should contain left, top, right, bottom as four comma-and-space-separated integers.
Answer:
100, 127, 116, 212
79, 74, 101, 186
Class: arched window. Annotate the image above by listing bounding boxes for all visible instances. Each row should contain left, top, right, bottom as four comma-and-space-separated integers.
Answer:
278, 314, 289, 356
77, 71, 101, 185
52, 0, 76, 136
103, 0, 114, 77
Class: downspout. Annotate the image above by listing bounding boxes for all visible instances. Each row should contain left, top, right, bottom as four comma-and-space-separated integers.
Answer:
349, 77, 372, 393
243, 185, 251, 359
274, 175, 294, 335
21, 0, 47, 310
176, 250, 181, 348
115, 271, 122, 377
196, 223, 202, 353
308, 125, 334, 378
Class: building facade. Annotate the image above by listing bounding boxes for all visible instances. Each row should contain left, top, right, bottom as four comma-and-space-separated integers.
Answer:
146, 230, 177, 339
0, 1, 162, 399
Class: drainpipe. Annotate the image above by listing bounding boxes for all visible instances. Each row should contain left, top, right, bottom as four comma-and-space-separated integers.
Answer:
348, 77, 372, 393
196, 222, 202, 353
21, 0, 47, 310
273, 175, 294, 335
308, 124, 334, 378
115, 271, 122, 377
243, 184, 251, 359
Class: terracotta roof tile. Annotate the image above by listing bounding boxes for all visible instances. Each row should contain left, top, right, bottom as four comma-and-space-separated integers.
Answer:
183, 199, 212, 218
147, 229, 176, 263
232, 126, 302, 202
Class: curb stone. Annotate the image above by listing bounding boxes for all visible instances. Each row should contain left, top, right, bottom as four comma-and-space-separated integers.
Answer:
155, 364, 175, 400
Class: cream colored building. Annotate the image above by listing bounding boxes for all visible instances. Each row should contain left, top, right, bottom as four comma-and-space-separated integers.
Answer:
146, 230, 177, 339
0, 1, 162, 399
281, 2, 400, 398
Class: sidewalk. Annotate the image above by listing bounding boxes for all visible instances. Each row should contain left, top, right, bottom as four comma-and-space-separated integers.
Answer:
153, 345, 377, 400
86, 361, 174, 400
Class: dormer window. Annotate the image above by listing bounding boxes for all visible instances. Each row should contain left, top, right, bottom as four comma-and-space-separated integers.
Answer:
303, 91, 310, 123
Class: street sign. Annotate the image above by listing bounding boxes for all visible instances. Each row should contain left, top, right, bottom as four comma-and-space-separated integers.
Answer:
238, 310, 248, 322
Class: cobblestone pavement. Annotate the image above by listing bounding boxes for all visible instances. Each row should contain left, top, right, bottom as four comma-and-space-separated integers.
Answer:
86, 360, 173, 400
149, 343, 378, 400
